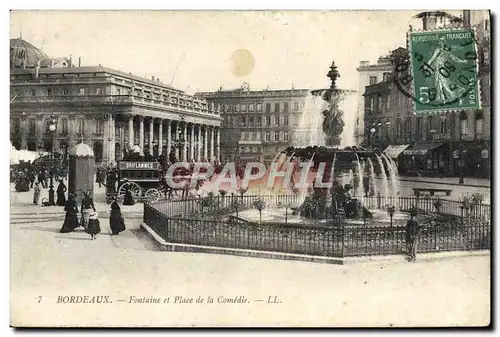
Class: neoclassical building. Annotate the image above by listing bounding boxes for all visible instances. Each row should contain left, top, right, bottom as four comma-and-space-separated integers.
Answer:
10, 38, 222, 165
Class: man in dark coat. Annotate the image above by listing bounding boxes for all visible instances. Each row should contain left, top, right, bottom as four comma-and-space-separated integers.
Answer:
38, 169, 47, 188
56, 179, 67, 206
406, 211, 421, 262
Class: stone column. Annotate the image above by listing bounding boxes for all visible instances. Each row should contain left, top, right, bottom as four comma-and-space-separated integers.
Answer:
68, 116, 75, 148
148, 118, 154, 156
128, 116, 134, 149
197, 125, 202, 161
109, 114, 116, 164
103, 115, 111, 164
183, 124, 188, 161
174, 122, 179, 160
203, 126, 208, 161
166, 120, 171, 158
139, 116, 144, 156
158, 119, 163, 155
216, 127, 220, 162
210, 126, 215, 162
190, 124, 195, 161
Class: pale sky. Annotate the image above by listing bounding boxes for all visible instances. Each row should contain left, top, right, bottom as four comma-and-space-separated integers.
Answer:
10, 10, 445, 94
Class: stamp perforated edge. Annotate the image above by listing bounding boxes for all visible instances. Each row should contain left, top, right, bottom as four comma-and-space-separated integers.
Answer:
406, 26, 483, 117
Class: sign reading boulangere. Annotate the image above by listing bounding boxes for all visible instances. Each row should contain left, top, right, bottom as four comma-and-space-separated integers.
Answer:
395, 28, 481, 114
118, 162, 161, 170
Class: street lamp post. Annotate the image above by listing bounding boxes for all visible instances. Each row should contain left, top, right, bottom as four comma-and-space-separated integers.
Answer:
48, 116, 57, 206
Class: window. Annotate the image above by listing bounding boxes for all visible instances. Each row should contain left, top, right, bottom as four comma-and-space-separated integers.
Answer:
293, 102, 299, 111
460, 119, 468, 135
241, 116, 247, 127
265, 131, 271, 142
284, 115, 288, 126
265, 116, 271, 126
265, 103, 271, 113
369, 76, 377, 85
283, 102, 289, 112
47, 88, 52, 96
249, 116, 254, 126
77, 119, 85, 134
416, 117, 422, 139
249, 146, 253, 153
248, 104, 254, 112
235, 104, 239, 112
13, 118, 20, 133
292, 115, 298, 125
284, 132, 289, 142
95, 119, 104, 134
383, 73, 391, 82
256, 116, 262, 126
61, 118, 69, 134
63, 88, 69, 96
385, 96, 390, 111
256, 103, 262, 112
275, 115, 280, 126
31, 89, 36, 97
249, 132, 254, 141
117, 88, 121, 96
224, 104, 229, 112
241, 104, 247, 112
96, 88, 103, 95
377, 96, 382, 113
274, 132, 280, 142
274, 103, 280, 113
256, 132, 261, 141
79, 88, 86, 95
28, 119, 36, 134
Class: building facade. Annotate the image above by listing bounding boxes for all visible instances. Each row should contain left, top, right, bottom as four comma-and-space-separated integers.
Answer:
10, 38, 222, 165
355, 56, 392, 145
363, 11, 491, 178
196, 87, 310, 164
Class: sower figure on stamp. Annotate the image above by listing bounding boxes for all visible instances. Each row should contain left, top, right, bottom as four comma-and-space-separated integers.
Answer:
406, 210, 421, 262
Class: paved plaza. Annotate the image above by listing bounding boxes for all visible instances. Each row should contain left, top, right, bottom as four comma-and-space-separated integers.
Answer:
10, 183, 490, 327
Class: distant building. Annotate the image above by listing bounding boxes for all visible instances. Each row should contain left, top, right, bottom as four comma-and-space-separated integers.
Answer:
10, 38, 222, 165
355, 57, 392, 145
196, 87, 310, 164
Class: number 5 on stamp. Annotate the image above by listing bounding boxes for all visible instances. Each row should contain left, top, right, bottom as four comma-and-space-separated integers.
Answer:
408, 28, 481, 114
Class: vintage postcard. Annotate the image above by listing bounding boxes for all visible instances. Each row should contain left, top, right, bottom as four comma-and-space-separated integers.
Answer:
9, 10, 491, 327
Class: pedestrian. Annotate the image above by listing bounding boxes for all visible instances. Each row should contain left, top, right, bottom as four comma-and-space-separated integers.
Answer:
56, 179, 67, 206
33, 182, 41, 205
43, 168, 49, 188
28, 169, 36, 188
122, 180, 135, 206
85, 211, 101, 240
109, 196, 126, 235
406, 210, 421, 262
80, 191, 96, 230
60, 193, 79, 233
38, 169, 46, 188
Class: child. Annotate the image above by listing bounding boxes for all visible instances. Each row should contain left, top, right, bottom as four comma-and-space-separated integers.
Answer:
85, 211, 101, 240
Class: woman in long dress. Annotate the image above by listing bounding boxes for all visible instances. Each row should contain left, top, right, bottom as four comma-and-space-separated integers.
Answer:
80, 191, 96, 230
60, 193, 79, 233
85, 211, 101, 240
109, 197, 126, 235
56, 179, 67, 206
123, 182, 135, 206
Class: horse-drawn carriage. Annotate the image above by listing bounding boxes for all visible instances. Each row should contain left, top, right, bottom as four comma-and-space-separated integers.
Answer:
114, 160, 205, 203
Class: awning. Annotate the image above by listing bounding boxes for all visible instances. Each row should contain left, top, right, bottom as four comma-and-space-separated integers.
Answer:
383, 144, 409, 158
403, 143, 445, 156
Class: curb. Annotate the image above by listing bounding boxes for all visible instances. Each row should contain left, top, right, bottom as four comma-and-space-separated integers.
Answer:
140, 223, 490, 266
398, 178, 490, 188
140, 223, 344, 265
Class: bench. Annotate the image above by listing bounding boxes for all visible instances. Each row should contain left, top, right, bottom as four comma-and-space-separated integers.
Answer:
413, 188, 452, 197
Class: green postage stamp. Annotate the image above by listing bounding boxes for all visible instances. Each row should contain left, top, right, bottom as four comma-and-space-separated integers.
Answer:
404, 28, 481, 114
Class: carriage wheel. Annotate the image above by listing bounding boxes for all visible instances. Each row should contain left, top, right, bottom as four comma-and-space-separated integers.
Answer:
118, 182, 142, 199
145, 188, 160, 203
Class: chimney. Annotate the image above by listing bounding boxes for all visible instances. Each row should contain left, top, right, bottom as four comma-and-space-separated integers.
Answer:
78, 57, 81, 67
157, 78, 160, 83
463, 10, 471, 27
152, 76, 155, 81
50, 59, 55, 68
35, 60, 40, 78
